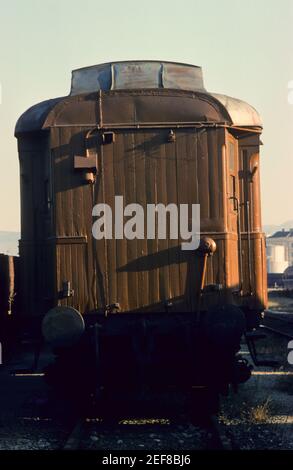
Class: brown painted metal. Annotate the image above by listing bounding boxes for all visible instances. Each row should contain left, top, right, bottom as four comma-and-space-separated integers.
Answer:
15, 88, 267, 318
0, 254, 19, 317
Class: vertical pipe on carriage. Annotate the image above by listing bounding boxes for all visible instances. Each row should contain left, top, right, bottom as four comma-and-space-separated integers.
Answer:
245, 200, 253, 295
229, 197, 243, 294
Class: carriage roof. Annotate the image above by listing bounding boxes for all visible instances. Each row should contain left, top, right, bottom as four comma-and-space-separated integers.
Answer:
15, 61, 262, 135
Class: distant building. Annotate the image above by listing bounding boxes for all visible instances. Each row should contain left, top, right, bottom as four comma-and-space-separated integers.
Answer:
266, 229, 293, 287
266, 244, 288, 274
266, 229, 293, 270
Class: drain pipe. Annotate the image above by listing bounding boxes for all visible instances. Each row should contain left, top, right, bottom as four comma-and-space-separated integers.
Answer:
229, 196, 243, 295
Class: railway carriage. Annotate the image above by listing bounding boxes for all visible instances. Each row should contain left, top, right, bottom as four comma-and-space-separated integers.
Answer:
15, 61, 267, 406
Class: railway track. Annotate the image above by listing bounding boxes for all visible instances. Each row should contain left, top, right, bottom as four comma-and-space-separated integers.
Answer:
261, 310, 293, 340
62, 411, 231, 451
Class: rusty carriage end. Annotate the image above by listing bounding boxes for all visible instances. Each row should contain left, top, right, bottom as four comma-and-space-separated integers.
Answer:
15, 61, 267, 407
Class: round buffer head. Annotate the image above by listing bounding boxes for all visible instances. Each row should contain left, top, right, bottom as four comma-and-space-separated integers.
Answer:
42, 306, 85, 348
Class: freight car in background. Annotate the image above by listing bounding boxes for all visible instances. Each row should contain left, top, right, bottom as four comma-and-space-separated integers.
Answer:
15, 61, 267, 410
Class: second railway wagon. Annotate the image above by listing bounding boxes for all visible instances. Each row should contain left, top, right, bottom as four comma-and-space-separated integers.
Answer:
15, 61, 267, 401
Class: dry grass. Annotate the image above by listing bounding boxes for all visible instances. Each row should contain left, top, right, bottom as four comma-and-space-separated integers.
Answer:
248, 398, 272, 424
220, 397, 274, 426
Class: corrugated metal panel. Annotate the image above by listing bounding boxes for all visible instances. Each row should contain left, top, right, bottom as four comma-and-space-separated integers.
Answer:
80, 129, 226, 312
17, 121, 268, 315
49, 127, 230, 313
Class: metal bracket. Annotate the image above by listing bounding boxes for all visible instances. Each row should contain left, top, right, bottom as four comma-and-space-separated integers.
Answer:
105, 303, 120, 315
74, 129, 99, 184
102, 132, 115, 144
245, 331, 280, 367
74, 154, 97, 170
59, 281, 74, 299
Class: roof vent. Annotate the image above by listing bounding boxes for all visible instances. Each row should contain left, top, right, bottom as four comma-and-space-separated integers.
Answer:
70, 61, 206, 95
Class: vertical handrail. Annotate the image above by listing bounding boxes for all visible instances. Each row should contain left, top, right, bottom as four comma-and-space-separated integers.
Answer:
246, 200, 253, 295
229, 196, 243, 294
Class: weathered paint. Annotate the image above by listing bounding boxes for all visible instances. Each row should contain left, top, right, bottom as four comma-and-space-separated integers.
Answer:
15, 63, 267, 318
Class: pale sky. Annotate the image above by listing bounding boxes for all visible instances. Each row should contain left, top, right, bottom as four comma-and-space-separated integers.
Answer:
0, 0, 292, 231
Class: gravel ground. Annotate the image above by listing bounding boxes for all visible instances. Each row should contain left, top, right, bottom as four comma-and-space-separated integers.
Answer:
79, 421, 209, 450
220, 330, 293, 450
0, 418, 69, 450
0, 347, 73, 450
